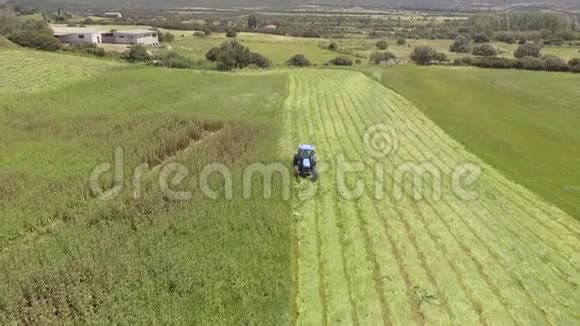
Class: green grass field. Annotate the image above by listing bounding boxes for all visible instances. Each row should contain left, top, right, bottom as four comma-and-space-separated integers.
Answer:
282, 69, 578, 324
0, 49, 121, 95
0, 45, 579, 324
0, 48, 292, 323
375, 65, 580, 220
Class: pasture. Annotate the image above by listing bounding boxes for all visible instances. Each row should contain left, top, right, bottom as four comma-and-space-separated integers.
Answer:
0, 43, 579, 324
376, 65, 580, 219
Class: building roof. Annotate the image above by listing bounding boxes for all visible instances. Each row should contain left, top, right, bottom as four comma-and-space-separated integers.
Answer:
114, 29, 156, 35
52, 27, 103, 36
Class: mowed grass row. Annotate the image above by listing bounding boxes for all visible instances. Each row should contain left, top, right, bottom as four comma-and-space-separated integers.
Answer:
284, 69, 579, 325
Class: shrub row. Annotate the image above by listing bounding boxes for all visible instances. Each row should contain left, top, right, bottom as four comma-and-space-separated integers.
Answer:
454, 55, 580, 73
369, 51, 397, 64
63, 43, 105, 57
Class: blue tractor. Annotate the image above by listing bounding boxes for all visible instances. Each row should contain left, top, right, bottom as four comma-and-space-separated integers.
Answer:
293, 144, 318, 181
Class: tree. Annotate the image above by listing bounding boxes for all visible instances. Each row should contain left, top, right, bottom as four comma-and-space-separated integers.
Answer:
496, 32, 516, 44
0, 9, 18, 35
331, 56, 353, 66
569, 58, 580, 67
216, 40, 249, 70
542, 55, 568, 71
247, 14, 258, 30
396, 38, 406, 46
434, 52, 449, 63
514, 43, 542, 58
205, 47, 221, 61
410, 46, 437, 65
8, 29, 61, 51
206, 39, 268, 71
473, 32, 490, 43
472, 44, 497, 57
287, 54, 311, 67
472, 57, 516, 69
376, 40, 388, 50
301, 30, 321, 38
7, 20, 61, 51
163, 32, 175, 42
516, 56, 545, 70
450, 35, 471, 53
123, 45, 150, 63
328, 42, 338, 50
158, 51, 193, 69
249, 52, 271, 68
155, 30, 174, 43
369, 51, 397, 64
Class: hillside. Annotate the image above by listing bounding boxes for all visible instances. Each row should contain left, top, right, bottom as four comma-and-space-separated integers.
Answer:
9, 0, 580, 11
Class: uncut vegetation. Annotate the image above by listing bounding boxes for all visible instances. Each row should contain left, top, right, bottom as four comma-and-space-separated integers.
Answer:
0, 51, 292, 323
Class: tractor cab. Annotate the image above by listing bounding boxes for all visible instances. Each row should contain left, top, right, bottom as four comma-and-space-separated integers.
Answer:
294, 144, 318, 180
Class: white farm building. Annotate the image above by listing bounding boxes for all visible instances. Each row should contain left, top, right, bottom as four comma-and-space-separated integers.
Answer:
101, 30, 159, 46
53, 27, 159, 46
53, 27, 104, 44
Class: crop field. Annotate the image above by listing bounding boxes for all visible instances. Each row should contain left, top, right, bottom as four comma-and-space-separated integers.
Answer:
0, 49, 121, 95
281, 70, 579, 324
0, 57, 293, 323
1, 44, 579, 324
376, 65, 580, 220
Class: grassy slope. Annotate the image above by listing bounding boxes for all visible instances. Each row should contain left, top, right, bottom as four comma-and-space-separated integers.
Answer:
0, 49, 121, 95
0, 50, 292, 323
376, 65, 580, 219
285, 69, 579, 325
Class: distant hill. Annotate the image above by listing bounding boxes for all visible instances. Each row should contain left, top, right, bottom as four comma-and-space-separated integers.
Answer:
7, 0, 580, 11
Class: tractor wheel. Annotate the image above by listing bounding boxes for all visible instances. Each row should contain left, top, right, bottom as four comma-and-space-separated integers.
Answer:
311, 168, 319, 182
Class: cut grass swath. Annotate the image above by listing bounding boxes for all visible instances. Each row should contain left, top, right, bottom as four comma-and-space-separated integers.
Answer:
283, 69, 580, 325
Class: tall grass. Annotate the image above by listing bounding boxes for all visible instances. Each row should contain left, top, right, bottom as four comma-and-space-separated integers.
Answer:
0, 61, 292, 323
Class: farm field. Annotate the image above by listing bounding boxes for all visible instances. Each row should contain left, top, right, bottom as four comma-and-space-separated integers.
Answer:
376, 65, 580, 220
1, 44, 579, 324
0, 48, 292, 323
0, 49, 121, 95
50, 23, 580, 63
282, 69, 580, 324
